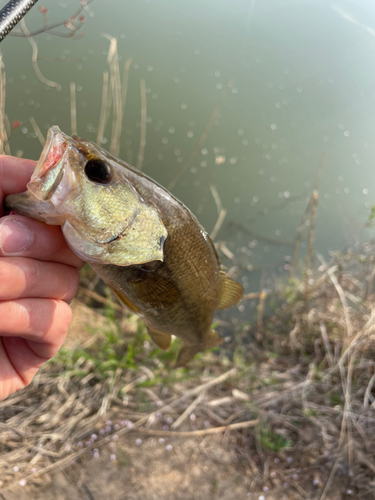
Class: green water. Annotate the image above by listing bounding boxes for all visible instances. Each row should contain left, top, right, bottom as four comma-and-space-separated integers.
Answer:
1, 0, 375, 321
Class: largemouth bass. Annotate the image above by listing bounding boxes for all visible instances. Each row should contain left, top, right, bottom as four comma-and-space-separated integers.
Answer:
6, 126, 243, 365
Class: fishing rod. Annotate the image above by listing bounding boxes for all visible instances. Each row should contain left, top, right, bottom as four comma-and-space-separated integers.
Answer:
0, 0, 39, 42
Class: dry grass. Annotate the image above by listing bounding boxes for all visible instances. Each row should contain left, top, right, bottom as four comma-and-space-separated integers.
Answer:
1, 244, 375, 498
249, 240, 375, 499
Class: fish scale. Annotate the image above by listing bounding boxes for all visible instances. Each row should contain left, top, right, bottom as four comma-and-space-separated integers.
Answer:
6, 126, 243, 366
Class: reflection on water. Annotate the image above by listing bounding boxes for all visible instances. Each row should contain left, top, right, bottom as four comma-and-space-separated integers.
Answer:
1, 0, 375, 322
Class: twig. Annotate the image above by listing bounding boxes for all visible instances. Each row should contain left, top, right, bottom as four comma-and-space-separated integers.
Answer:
96, 71, 109, 146
29, 116, 45, 146
121, 58, 132, 115
247, 192, 308, 225
174, 368, 237, 402
319, 454, 340, 500
168, 80, 232, 191
323, 260, 353, 338
304, 189, 319, 295
82, 484, 97, 500
290, 151, 326, 277
319, 321, 334, 367
77, 286, 124, 314
340, 354, 354, 468
257, 291, 267, 331
289, 321, 302, 350
242, 292, 262, 301
136, 78, 147, 170
210, 185, 227, 241
364, 372, 375, 407
210, 185, 222, 214
207, 396, 235, 407
171, 392, 206, 429
0, 58, 13, 155
356, 450, 375, 474
210, 209, 227, 242
20, 19, 61, 91
336, 308, 375, 368
103, 35, 122, 158
70, 82, 77, 136
227, 221, 295, 247
135, 419, 259, 437
216, 241, 234, 260
3, 115, 11, 155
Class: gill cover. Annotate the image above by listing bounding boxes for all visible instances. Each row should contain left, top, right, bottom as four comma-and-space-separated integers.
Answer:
6, 126, 168, 267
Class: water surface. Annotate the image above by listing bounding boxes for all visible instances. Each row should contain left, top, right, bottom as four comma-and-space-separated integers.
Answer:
2, 0, 375, 322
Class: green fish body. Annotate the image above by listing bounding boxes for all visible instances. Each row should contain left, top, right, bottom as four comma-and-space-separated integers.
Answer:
6, 126, 243, 365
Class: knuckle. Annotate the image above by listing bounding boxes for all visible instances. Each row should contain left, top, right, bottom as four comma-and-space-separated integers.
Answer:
15, 300, 33, 331
49, 300, 73, 340
60, 300, 73, 325
0, 257, 36, 298
32, 300, 72, 347
59, 266, 80, 301
23, 259, 41, 293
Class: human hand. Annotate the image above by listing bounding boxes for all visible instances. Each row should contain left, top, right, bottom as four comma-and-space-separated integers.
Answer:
0, 156, 84, 401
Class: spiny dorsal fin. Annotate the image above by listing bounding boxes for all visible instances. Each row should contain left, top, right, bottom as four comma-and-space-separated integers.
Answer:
217, 274, 243, 310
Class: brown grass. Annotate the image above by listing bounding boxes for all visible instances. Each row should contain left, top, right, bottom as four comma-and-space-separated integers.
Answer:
1, 243, 375, 498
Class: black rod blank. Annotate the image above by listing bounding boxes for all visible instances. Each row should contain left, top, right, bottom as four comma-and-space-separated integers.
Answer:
0, 0, 39, 42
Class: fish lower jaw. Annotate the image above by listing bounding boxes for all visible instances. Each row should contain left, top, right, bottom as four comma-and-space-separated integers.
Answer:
50, 169, 77, 206
62, 221, 110, 264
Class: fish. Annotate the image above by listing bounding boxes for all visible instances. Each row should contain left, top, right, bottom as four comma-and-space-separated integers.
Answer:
5, 126, 243, 366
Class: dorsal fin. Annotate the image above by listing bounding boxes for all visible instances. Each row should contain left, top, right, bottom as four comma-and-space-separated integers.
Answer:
217, 274, 243, 310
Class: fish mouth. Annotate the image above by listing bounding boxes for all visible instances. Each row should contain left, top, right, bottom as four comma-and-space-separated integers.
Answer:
27, 126, 71, 202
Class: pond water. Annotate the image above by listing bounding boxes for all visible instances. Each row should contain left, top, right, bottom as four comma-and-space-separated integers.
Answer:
1, 0, 375, 323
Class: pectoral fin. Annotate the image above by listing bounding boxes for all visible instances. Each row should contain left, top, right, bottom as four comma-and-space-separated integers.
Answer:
147, 327, 172, 350
217, 274, 243, 310
112, 288, 140, 313
129, 271, 180, 308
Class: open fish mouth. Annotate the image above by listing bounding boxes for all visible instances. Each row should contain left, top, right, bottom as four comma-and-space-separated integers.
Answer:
39, 128, 67, 176
27, 126, 73, 203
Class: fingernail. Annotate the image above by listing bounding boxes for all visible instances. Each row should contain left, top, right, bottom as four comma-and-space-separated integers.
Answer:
0, 219, 34, 255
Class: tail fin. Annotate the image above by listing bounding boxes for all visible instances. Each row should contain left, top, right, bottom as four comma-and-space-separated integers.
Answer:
176, 330, 223, 367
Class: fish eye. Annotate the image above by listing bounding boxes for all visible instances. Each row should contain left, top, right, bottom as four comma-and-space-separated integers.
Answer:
84, 159, 112, 184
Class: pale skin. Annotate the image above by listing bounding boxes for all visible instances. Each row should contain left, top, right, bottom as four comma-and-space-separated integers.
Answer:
0, 156, 84, 401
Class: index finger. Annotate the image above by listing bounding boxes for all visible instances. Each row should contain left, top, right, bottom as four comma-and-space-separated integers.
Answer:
0, 156, 36, 215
